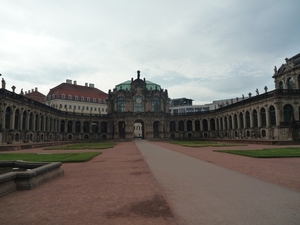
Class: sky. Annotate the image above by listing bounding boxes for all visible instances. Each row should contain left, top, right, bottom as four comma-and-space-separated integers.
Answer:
1, 0, 299, 105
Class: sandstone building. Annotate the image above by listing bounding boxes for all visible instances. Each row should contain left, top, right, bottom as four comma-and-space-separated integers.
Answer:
0, 54, 299, 145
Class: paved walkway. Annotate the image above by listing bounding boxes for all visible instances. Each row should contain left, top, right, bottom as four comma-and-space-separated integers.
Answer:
135, 139, 300, 225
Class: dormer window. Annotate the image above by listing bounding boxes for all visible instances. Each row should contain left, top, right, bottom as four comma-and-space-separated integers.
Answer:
87, 97, 90, 102
52, 94, 56, 99
93, 98, 96, 102
81, 96, 84, 101
61, 94, 65, 99
75, 95, 78, 100
68, 95, 72, 100
98, 98, 102, 103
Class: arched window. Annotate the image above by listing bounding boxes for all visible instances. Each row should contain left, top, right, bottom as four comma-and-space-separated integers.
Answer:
83, 121, 89, 133
260, 108, 266, 127
93, 98, 96, 102
98, 98, 102, 103
75, 121, 81, 133
287, 78, 293, 90
279, 81, 284, 89
75, 96, 78, 100
228, 115, 232, 130
283, 104, 294, 122
195, 120, 200, 131
5, 107, 12, 129
203, 119, 208, 131
178, 121, 184, 131
87, 97, 90, 102
187, 120, 192, 131
246, 111, 250, 128
117, 97, 126, 112
210, 118, 215, 131
151, 97, 160, 112
14, 109, 20, 130
224, 116, 228, 130
269, 106, 276, 126
61, 94, 65, 99
170, 121, 176, 132
81, 96, 85, 101
60, 120, 65, 132
239, 112, 244, 129
252, 110, 258, 127
233, 114, 238, 129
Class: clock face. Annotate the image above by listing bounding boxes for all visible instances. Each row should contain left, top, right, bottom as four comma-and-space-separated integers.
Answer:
136, 96, 142, 104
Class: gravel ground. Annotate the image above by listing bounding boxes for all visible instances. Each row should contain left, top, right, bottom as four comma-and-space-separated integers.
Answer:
0, 141, 299, 225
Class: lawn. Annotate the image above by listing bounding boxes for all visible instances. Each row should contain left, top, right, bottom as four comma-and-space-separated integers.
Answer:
44, 141, 116, 150
170, 140, 243, 147
214, 148, 300, 158
0, 152, 101, 162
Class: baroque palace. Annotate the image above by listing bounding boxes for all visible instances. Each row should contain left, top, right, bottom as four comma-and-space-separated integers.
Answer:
1, 53, 300, 146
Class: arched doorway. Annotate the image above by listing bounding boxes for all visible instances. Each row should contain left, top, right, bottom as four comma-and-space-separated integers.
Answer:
134, 120, 144, 138
153, 121, 160, 138
118, 121, 126, 138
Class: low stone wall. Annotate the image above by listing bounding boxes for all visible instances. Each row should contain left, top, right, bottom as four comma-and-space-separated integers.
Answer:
0, 161, 64, 197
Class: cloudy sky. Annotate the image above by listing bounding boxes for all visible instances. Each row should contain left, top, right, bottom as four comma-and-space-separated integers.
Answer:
1, 0, 299, 104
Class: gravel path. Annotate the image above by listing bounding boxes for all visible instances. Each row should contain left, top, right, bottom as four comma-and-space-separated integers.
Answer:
135, 139, 300, 225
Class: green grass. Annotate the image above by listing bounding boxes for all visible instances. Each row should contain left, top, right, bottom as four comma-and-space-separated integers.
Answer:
214, 148, 300, 158
0, 152, 101, 162
44, 141, 116, 150
170, 140, 243, 147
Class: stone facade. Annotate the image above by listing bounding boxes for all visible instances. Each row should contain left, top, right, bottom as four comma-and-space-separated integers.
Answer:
0, 54, 300, 145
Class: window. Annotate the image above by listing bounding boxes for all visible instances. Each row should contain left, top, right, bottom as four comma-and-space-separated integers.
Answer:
86, 106, 89, 110
81, 96, 84, 101
253, 110, 258, 127
74, 105, 76, 109
78, 106, 80, 110
260, 108, 266, 127
151, 97, 160, 112
117, 97, 126, 112
87, 97, 90, 102
98, 98, 102, 103
93, 98, 96, 102
269, 106, 276, 126
52, 94, 56, 99
61, 94, 65, 99
287, 78, 293, 90
59, 104, 62, 109
68, 95, 72, 100
75, 96, 78, 100
69, 105, 72, 109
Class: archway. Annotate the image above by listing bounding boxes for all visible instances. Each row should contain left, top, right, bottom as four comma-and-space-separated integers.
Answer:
118, 121, 126, 138
134, 120, 144, 138
153, 121, 160, 138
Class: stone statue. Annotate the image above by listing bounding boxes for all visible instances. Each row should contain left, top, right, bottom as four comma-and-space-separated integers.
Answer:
1, 78, 6, 89
264, 86, 268, 93
137, 70, 140, 79
256, 88, 259, 95
20, 88, 24, 95
248, 92, 252, 98
274, 66, 277, 73
242, 94, 244, 100
11, 85, 16, 93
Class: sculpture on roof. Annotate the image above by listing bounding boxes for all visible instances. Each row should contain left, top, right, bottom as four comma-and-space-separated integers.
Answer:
137, 70, 140, 79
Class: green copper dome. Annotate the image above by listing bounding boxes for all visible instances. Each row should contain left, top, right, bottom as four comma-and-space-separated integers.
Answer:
115, 80, 161, 91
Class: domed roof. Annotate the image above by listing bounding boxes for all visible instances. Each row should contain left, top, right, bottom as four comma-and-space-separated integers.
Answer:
115, 78, 161, 91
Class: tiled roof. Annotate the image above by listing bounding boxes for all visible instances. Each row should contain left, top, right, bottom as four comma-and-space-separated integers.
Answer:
47, 83, 108, 101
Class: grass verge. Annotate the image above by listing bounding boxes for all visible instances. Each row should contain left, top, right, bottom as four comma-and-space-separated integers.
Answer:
44, 141, 116, 150
170, 140, 243, 147
214, 148, 300, 158
0, 152, 101, 162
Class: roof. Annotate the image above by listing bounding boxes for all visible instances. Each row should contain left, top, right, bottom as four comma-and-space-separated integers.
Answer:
25, 91, 46, 103
47, 82, 108, 100
115, 80, 161, 91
